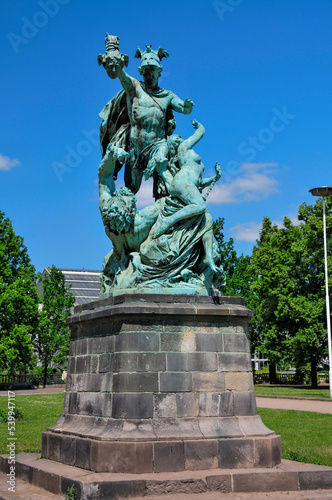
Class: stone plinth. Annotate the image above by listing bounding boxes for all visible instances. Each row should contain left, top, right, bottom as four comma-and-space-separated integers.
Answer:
42, 294, 281, 473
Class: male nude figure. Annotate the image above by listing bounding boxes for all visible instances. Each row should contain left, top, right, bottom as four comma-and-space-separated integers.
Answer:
98, 144, 165, 267
98, 36, 194, 194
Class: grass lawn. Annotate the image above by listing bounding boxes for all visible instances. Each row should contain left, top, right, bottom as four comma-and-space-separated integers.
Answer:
258, 407, 332, 467
0, 393, 331, 468
0, 393, 64, 454
255, 385, 330, 399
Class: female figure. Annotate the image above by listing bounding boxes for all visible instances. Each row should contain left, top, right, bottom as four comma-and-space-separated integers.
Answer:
153, 120, 221, 238
152, 120, 222, 273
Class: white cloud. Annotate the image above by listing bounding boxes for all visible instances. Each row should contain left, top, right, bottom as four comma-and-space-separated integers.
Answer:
230, 221, 262, 242
206, 162, 279, 204
230, 214, 300, 243
0, 154, 20, 171
135, 179, 154, 208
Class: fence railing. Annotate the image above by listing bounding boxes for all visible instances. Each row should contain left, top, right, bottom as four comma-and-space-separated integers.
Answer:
0, 373, 64, 387
254, 372, 329, 385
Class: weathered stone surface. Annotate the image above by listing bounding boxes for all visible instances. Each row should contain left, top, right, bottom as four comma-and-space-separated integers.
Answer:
299, 470, 332, 489
44, 432, 61, 462
225, 371, 254, 392
41, 295, 281, 474
233, 391, 257, 416
199, 417, 243, 439
90, 354, 99, 373
160, 372, 192, 392
113, 372, 158, 392
196, 333, 223, 352
77, 392, 107, 417
153, 393, 177, 418
75, 355, 90, 374
3, 452, 332, 499
76, 338, 87, 356
99, 353, 112, 373
198, 392, 220, 417
160, 332, 196, 352
184, 440, 219, 470
219, 391, 234, 416
113, 352, 166, 372
223, 332, 250, 352
75, 438, 91, 469
154, 441, 185, 472
67, 356, 75, 374
167, 352, 218, 372
218, 352, 252, 371
114, 331, 159, 351
91, 441, 154, 473
32, 467, 61, 494
59, 436, 76, 466
68, 392, 78, 414
233, 471, 299, 492
176, 393, 199, 417
83, 372, 113, 392
112, 393, 153, 418
145, 478, 208, 496
192, 372, 225, 392
254, 436, 275, 468
87, 335, 115, 354
219, 438, 254, 468
206, 474, 232, 492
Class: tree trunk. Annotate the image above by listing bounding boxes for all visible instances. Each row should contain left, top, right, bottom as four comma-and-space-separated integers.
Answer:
311, 357, 318, 388
43, 362, 48, 388
269, 363, 277, 384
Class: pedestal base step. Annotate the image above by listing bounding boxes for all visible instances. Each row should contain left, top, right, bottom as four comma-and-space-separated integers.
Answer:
1, 453, 332, 499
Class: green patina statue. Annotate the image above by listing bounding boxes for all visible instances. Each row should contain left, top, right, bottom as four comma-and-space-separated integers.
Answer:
97, 34, 225, 296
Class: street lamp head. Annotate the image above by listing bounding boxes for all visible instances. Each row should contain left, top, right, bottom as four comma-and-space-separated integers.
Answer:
309, 186, 332, 197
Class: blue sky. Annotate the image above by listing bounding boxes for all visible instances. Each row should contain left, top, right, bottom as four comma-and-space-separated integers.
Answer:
1, 0, 331, 273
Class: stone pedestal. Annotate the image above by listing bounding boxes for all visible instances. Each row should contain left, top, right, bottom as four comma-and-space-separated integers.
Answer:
42, 294, 281, 473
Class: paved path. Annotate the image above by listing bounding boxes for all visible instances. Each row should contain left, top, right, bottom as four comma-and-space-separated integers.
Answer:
256, 396, 332, 414
135, 491, 332, 499
0, 387, 65, 396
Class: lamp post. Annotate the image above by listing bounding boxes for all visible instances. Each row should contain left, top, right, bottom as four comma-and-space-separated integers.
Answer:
309, 186, 332, 398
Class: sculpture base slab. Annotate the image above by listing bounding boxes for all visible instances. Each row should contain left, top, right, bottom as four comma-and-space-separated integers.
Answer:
42, 294, 281, 473
1, 454, 332, 499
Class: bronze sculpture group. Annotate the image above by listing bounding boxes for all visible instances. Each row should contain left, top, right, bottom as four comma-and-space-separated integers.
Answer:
98, 35, 225, 296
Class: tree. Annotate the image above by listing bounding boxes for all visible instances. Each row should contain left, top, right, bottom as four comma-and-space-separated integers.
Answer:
0, 211, 39, 372
33, 266, 75, 387
213, 218, 258, 352
213, 217, 238, 286
250, 200, 332, 387
287, 199, 332, 386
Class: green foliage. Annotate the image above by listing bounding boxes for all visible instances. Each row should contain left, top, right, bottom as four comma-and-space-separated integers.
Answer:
258, 408, 332, 467
213, 217, 237, 283
65, 485, 78, 500
0, 408, 24, 423
213, 198, 331, 383
213, 217, 258, 351
249, 199, 332, 386
0, 211, 39, 371
33, 266, 75, 386
255, 386, 330, 399
0, 393, 65, 453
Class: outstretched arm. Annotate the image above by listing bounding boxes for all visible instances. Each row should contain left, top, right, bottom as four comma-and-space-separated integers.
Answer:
178, 120, 205, 156
99, 145, 128, 210
200, 162, 222, 188
170, 94, 195, 115
117, 67, 136, 96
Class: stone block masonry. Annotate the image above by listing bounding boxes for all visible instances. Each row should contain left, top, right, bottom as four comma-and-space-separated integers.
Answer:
42, 293, 281, 473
